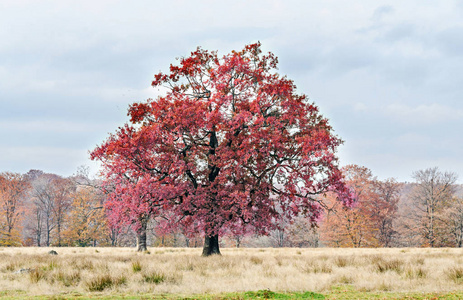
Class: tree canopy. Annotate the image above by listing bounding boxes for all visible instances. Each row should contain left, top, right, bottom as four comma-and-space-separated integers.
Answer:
91, 43, 353, 255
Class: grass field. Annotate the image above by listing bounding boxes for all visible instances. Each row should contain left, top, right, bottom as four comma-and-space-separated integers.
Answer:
0, 247, 463, 299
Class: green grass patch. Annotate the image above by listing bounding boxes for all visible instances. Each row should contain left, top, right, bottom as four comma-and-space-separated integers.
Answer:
2, 288, 463, 299
327, 285, 463, 299
243, 290, 324, 299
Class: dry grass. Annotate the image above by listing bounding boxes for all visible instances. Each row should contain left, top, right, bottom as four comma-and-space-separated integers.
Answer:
0, 247, 463, 297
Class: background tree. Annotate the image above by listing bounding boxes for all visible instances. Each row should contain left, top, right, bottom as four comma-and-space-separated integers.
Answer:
51, 177, 74, 246
286, 216, 320, 248
63, 187, 106, 246
393, 183, 422, 247
223, 230, 247, 248
321, 165, 399, 247
101, 173, 162, 251
0, 172, 30, 246
91, 43, 353, 256
322, 165, 378, 247
105, 219, 123, 246
268, 212, 291, 248
71, 166, 121, 247
372, 178, 401, 247
442, 196, 463, 247
32, 174, 57, 246
23, 170, 45, 246
31, 174, 73, 246
411, 167, 458, 247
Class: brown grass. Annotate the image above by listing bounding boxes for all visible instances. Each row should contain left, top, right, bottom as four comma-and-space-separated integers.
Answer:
0, 247, 462, 297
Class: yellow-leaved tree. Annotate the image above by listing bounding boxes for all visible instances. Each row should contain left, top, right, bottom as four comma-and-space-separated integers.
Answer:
63, 187, 107, 246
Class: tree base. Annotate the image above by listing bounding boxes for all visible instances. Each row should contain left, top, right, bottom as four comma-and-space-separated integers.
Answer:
137, 244, 147, 252
202, 235, 221, 256
136, 232, 147, 252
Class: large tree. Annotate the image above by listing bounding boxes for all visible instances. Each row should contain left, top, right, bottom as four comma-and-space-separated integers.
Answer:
91, 43, 352, 256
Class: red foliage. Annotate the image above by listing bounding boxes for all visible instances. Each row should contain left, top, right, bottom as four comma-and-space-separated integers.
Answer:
91, 43, 352, 246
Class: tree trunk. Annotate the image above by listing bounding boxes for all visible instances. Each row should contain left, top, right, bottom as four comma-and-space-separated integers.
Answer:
36, 212, 42, 247
202, 129, 221, 257
235, 236, 241, 248
137, 232, 147, 252
46, 228, 51, 247
57, 222, 61, 247
136, 224, 147, 252
202, 234, 221, 256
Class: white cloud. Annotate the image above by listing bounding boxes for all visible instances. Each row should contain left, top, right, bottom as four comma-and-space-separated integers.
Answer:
372, 5, 395, 21
354, 103, 368, 112
0, 120, 112, 133
385, 103, 463, 125
0, 146, 89, 175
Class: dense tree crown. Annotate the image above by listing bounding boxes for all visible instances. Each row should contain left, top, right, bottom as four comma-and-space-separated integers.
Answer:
91, 43, 353, 255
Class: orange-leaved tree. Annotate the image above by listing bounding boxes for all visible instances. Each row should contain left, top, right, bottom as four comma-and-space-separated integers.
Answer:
0, 172, 30, 246
321, 165, 399, 247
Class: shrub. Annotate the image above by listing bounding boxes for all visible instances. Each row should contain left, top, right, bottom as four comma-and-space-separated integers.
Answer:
375, 259, 403, 274
74, 259, 94, 270
4, 262, 19, 272
249, 256, 263, 265
337, 274, 355, 284
132, 261, 142, 273
56, 271, 81, 287
86, 275, 113, 291
29, 269, 45, 283
115, 275, 127, 286
447, 267, 463, 283
303, 261, 332, 274
405, 267, 427, 279
334, 256, 351, 268
42, 260, 58, 271
143, 271, 166, 284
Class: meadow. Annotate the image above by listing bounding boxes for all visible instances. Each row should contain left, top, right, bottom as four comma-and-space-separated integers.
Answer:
1, 247, 463, 299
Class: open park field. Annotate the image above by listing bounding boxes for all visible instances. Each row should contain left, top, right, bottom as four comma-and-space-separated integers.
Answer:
1, 247, 463, 299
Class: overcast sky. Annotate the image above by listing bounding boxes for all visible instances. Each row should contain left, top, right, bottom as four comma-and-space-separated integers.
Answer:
1, 0, 462, 182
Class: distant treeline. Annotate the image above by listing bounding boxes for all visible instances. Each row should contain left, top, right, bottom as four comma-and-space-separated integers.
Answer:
0, 166, 461, 248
